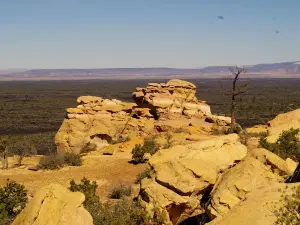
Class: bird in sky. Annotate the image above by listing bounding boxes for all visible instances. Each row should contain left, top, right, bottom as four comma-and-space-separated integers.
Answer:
217, 16, 224, 20
276, 30, 280, 34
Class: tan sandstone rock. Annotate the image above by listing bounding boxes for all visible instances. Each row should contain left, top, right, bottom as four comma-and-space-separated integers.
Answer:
56, 79, 232, 154
208, 183, 300, 225
207, 148, 292, 219
139, 134, 247, 225
247, 108, 300, 143
12, 183, 93, 225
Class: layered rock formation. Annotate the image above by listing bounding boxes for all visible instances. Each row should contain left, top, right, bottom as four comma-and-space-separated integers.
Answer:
208, 183, 300, 225
55, 79, 231, 154
133, 79, 211, 119
247, 108, 300, 143
12, 184, 93, 225
139, 134, 247, 225
207, 148, 296, 219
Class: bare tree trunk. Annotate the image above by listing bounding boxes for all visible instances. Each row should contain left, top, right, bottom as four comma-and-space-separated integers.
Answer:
17, 155, 23, 166
287, 163, 300, 183
230, 74, 238, 129
1, 154, 8, 169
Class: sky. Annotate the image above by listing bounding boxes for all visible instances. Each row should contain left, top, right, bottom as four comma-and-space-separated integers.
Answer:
1, 0, 300, 69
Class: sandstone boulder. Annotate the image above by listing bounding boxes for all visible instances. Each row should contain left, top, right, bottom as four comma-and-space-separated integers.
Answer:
139, 134, 247, 225
56, 80, 232, 154
247, 108, 300, 143
12, 184, 93, 225
208, 183, 300, 225
133, 79, 213, 119
207, 148, 294, 219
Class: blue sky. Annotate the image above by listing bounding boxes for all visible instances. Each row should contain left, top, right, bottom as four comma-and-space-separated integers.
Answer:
1, 0, 300, 69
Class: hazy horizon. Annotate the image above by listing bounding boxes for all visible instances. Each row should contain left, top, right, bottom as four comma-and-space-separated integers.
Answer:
2, 1, 300, 69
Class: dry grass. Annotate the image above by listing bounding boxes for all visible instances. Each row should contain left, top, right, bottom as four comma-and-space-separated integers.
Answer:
0, 152, 146, 199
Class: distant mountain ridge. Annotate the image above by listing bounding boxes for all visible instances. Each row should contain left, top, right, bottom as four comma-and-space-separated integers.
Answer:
1, 61, 300, 80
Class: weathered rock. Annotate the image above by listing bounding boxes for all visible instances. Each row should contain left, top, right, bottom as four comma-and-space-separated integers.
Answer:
207, 148, 292, 219
56, 80, 232, 154
12, 184, 93, 225
247, 108, 300, 143
133, 79, 213, 119
139, 134, 247, 225
208, 183, 300, 225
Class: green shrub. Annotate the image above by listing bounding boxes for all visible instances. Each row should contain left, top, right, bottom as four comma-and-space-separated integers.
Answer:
38, 152, 82, 169
69, 177, 100, 219
0, 203, 8, 225
132, 137, 158, 163
135, 167, 153, 184
69, 177, 165, 225
225, 124, 243, 134
38, 154, 64, 170
109, 184, 132, 199
95, 198, 165, 225
259, 128, 300, 160
111, 136, 131, 145
63, 152, 82, 166
143, 137, 159, 156
0, 180, 27, 222
273, 185, 300, 225
80, 142, 97, 153
132, 144, 145, 163
276, 128, 300, 160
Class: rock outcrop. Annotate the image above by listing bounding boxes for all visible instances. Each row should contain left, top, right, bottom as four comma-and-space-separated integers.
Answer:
139, 134, 247, 225
133, 79, 211, 119
247, 108, 300, 143
12, 184, 93, 225
55, 79, 231, 154
208, 183, 300, 225
207, 148, 296, 219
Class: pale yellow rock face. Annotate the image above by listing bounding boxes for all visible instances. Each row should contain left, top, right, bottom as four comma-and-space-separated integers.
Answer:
12, 184, 93, 225
208, 183, 300, 225
133, 79, 215, 119
139, 134, 247, 225
207, 148, 292, 219
247, 108, 300, 143
56, 79, 231, 154
267, 108, 300, 143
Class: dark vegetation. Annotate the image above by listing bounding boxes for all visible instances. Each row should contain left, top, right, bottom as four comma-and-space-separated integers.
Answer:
259, 128, 300, 161
0, 180, 27, 224
0, 79, 299, 156
109, 183, 132, 199
38, 152, 82, 170
132, 136, 159, 163
69, 177, 164, 225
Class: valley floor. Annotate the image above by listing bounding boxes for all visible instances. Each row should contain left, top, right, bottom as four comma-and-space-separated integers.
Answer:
0, 151, 146, 199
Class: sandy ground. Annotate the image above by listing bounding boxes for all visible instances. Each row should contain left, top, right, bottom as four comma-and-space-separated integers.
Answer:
0, 151, 147, 199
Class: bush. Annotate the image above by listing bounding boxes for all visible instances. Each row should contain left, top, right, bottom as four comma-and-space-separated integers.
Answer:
69, 177, 165, 225
135, 167, 153, 184
0, 204, 8, 225
95, 198, 165, 225
259, 128, 300, 160
63, 152, 82, 166
0, 180, 27, 223
132, 137, 158, 163
111, 136, 131, 145
38, 152, 82, 170
225, 123, 243, 134
38, 154, 64, 170
273, 185, 300, 225
80, 142, 97, 153
109, 184, 132, 199
69, 177, 101, 218
276, 128, 300, 160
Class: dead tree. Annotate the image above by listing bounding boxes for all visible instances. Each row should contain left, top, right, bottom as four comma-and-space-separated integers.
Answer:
287, 163, 300, 183
0, 138, 8, 169
228, 66, 248, 129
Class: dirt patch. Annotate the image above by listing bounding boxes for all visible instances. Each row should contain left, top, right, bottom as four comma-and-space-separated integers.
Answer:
0, 152, 146, 199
